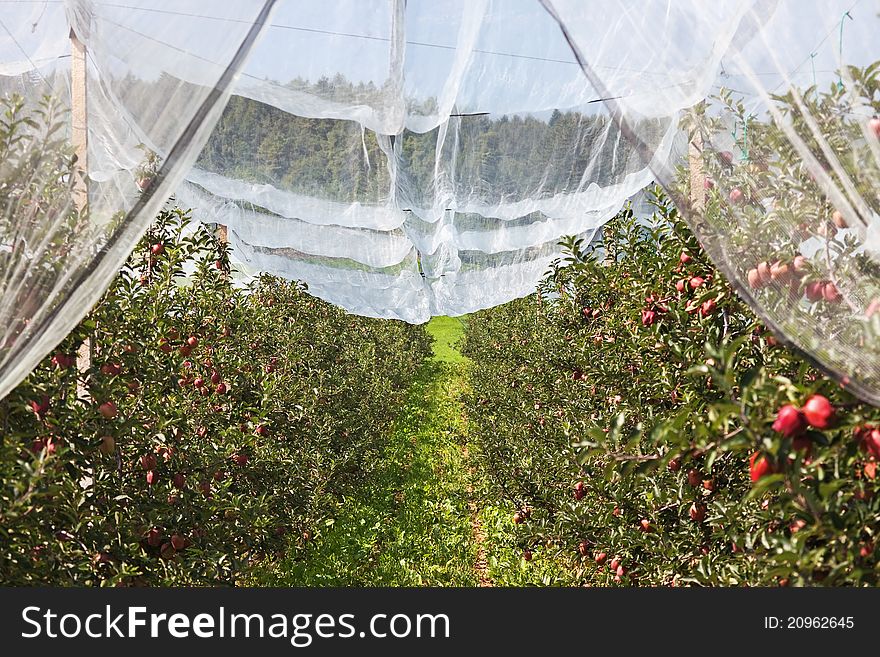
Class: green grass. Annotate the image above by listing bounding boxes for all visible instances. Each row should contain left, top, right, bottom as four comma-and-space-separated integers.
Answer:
426, 316, 467, 363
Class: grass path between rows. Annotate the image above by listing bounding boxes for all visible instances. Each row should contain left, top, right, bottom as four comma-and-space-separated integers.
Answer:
254, 316, 483, 586
248, 316, 583, 586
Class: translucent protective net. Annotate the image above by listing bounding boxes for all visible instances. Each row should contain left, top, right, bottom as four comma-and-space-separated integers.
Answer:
547, 0, 880, 402
0, 0, 275, 399
182, 0, 691, 323
5, 1, 880, 405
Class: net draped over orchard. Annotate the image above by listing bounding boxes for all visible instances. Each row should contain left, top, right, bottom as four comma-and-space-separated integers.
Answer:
1, 0, 880, 402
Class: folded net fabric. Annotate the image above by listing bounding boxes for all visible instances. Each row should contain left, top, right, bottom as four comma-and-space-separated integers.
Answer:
182, 0, 726, 323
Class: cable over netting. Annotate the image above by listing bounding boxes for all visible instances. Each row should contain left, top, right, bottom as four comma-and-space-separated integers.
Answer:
3, 1, 880, 405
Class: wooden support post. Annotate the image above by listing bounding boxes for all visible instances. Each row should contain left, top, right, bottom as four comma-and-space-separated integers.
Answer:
71, 28, 91, 397
70, 29, 88, 212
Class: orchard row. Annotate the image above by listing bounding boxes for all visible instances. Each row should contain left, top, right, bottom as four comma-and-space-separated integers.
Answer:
0, 209, 431, 585
463, 192, 880, 586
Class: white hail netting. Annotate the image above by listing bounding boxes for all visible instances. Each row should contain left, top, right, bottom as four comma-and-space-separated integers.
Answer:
2, 1, 880, 404
0, 0, 275, 400
551, 0, 880, 402
180, 0, 716, 323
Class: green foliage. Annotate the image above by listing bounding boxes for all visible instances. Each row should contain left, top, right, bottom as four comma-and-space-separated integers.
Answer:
462, 190, 880, 586
0, 208, 430, 586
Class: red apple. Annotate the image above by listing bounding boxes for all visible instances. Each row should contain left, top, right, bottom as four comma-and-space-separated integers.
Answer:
150, 243, 164, 256
29, 395, 50, 417
856, 426, 880, 460
193, 377, 205, 388
140, 453, 157, 471
747, 268, 761, 289
170, 534, 187, 551
578, 540, 590, 557
172, 473, 186, 489
757, 262, 771, 283
689, 276, 705, 289
700, 298, 717, 317
680, 252, 692, 265
513, 511, 524, 525
574, 481, 585, 500
595, 552, 607, 565
668, 457, 681, 472
210, 371, 222, 385
749, 451, 775, 482
187, 336, 198, 348
641, 309, 657, 326
145, 470, 157, 486
215, 383, 227, 395
823, 282, 841, 303
522, 549, 532, 562
609, 557, 620, 571
100, 363, 122, 376
772, 404, 807, 437
805, 280, 825, 302
689, 502, 706, 523
159, 542, 176, 559
802, 394, 835, 429
687, 469, 701, 487
869, 117, 880, 139
98, 401, 118, 419
146, 527, 162, 548
51, 353, 74, 369
255, 424, 269, 437
231, 453, 248, 466
639, 519, 652, 533
729, 187, 744, 204
770, 262, 792, 283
